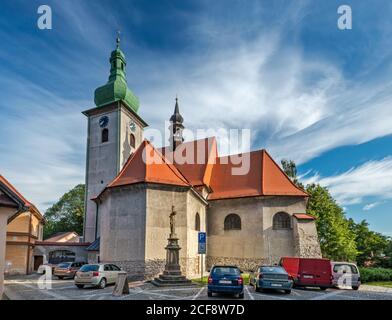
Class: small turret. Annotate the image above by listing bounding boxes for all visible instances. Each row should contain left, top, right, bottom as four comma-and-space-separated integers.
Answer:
169, 97, 184, 151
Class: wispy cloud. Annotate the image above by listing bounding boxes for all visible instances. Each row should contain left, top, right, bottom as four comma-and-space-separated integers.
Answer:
302, 157, 392, 205
363, 202, 382, 211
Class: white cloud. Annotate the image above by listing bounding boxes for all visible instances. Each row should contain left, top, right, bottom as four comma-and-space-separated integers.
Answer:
302, 157, 392, 206
363, 202, 382, 211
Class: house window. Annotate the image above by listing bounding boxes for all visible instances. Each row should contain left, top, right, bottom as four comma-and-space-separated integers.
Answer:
130, 134, 136, 148
224, 214, 241, 230
195, 213, 200, 231
102, 128, 109, 143
273, 212, 291, 230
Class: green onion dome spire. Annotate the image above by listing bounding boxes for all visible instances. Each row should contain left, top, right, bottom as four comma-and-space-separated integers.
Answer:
94, 32, 140, 113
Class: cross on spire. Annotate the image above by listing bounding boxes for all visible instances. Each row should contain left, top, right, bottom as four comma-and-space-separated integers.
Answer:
116, 30, 121, 48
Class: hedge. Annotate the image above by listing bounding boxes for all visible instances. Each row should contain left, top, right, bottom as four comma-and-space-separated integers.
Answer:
359, 268, 392, 283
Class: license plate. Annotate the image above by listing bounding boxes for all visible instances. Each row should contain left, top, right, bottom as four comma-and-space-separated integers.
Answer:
219, 280, 232, 284
271, 283, 282, 287
303, 275, 314, 279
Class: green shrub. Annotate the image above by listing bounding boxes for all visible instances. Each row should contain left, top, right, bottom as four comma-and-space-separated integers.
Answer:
359, 268, 392, 283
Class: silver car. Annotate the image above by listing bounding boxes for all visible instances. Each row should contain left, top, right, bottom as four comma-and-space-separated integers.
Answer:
74, 263, 123, 289
331, 262, 361, 290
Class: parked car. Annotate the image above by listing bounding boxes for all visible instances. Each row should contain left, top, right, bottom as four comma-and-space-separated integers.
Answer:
280, 257, 332, 290
54, 262, 86, 279
250, 266, 293, 294
74, 263, 123, 289
331, 262, 361, 290
37, 263, 57, 275
207, 265, 244, 299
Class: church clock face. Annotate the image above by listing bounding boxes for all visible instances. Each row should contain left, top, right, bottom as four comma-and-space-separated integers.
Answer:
99, 116, 109, 128
129, 121, 136, 132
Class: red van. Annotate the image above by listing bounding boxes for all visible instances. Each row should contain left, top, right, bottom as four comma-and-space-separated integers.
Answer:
280, 257, 332, 290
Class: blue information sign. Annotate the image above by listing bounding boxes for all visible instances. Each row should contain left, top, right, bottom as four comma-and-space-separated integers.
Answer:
198, 232, 206, 254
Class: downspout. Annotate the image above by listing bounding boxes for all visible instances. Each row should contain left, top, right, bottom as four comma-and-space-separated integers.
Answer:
26, 212, 32, 274
82, 114, 91, 242
94, 201, 99, 241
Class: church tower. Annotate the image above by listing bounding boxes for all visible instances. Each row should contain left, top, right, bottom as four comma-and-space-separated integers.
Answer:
82, 34, 148, 243
169, 97, 184, 151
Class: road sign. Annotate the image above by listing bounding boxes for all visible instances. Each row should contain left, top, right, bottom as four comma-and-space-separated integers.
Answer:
198, 232, 206, 254
198, 232, 206, 244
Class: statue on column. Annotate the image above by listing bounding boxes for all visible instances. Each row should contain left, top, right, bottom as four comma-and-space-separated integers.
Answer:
169, 205, 176, 237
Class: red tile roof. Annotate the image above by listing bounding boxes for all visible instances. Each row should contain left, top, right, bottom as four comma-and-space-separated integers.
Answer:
0, 174, 33, 207
160, 137, 218, 187
108, 140, 190, 188
103, 138, 307, 201
0, 175, 43, 219
293, 214, 316, 220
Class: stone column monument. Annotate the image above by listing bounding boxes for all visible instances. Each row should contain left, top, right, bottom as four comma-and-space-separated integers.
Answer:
152, 206, 193, 287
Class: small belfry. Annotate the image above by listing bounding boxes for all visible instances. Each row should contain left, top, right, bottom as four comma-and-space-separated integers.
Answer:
169, 96, 184, 151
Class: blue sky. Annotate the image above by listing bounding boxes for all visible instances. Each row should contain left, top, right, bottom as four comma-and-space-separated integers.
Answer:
1, 0, 392, 235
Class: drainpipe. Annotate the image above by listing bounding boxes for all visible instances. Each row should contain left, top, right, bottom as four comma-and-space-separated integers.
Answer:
26, 212, 32, 275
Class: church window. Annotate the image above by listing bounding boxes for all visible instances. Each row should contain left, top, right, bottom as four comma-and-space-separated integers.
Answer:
224, 214, 241, 231
130, 133, 136, 148
195, 213, 200, 231
102, 128, 109, 143
273, 212, 291, 230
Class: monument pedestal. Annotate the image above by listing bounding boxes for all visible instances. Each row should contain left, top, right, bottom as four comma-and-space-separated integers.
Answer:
151, 234, 193, 287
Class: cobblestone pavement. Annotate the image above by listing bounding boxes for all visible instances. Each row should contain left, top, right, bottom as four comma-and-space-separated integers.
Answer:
4, 274, 392, 300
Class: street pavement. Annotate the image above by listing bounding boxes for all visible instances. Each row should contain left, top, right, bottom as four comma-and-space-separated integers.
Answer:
4, 274, 392, 301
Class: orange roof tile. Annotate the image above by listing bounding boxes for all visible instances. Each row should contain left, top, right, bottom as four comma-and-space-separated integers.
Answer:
261, 150, 308, 197
207, 149, 307, 200
160, 137, 218, 187
108, 140, 190, 188
293, 213, 316, 220
103, 138, 307, 201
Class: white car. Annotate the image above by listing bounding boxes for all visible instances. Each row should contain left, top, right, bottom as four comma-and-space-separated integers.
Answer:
74, 263, 123, 289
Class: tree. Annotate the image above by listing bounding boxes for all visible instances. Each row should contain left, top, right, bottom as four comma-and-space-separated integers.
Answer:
44, 184, 85, 239
281, 159, 303, 188
348, 219, 389, 266
306, 184, 357, 261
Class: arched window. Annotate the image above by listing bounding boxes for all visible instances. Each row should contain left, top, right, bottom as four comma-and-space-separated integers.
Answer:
102, 128, 109, 143
224, 214, 241, 230
273, 212, 291, 230
195, 213, 200, 231
130, 133, 136, 148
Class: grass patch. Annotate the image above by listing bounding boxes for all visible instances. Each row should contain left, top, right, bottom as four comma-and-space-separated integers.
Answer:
192, 273, 250, 285
365, 281, 392, 288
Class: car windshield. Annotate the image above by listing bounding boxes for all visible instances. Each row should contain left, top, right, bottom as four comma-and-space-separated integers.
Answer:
79, 265, 99, 272
333, 264, 358, 274
260, 266, 286, 274
57, 263, 71, 268
212, 267, 240, 276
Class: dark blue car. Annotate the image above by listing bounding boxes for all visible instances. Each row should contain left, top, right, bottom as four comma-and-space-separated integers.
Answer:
208, 265, 244, 298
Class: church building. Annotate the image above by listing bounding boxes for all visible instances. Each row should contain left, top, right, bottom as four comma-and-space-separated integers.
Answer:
83, 37, 322, 279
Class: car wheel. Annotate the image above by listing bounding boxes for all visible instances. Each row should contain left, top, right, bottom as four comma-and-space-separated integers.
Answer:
98, 278, 107, 289
76, 284, 84, 289
284, 290, 291, 294
207, 291, 213, 297
352, 286, 359, 290
57, 276, 63, 280
238, 293, 244, 299
320, 287, 327, 291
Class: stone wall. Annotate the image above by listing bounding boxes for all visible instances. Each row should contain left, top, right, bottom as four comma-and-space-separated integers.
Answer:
293, 219, 322, 258
206, 256, 269, 272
